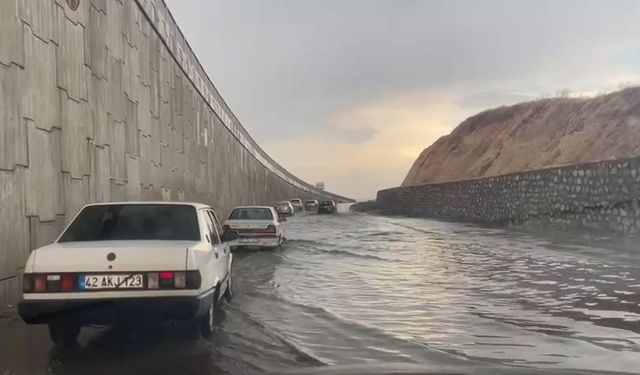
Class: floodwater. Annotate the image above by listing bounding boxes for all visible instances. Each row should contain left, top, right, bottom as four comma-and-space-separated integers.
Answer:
2, 207, 640, 374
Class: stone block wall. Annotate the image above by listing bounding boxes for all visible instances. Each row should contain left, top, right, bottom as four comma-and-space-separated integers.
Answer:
0, 0, 350, 304
377, 157, 640, 234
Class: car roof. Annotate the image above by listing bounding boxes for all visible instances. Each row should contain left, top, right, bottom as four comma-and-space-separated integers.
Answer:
82, 201, 211, 210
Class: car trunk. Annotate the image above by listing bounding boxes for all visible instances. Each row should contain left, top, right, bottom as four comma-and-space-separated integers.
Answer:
32, 240, 198, 273
225, 220, 274, 236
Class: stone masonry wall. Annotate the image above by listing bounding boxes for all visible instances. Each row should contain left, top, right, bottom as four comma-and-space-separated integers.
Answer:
0, 0, 350, 304
377, 156, 640, 234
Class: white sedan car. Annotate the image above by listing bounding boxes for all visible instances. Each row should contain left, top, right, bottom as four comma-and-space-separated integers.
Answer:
224, 206, 286, 249
18, 202, 237, 344
275, 201, 295, 216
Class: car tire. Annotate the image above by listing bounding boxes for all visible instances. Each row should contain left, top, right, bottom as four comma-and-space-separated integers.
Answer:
223, 274, 233, 303
48, 322, 81, 344
197, 286, 219, 338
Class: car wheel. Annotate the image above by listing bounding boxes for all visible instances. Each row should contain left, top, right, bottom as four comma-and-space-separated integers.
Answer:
223, 274, 233, 303
197, 286, 219, 338
48, 322, 81, 344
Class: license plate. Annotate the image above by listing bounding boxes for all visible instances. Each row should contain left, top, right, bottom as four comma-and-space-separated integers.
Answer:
79, 274, 143, 289
239, 238, 258, 243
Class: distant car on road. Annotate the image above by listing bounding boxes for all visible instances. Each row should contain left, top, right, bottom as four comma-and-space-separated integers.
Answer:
304, 199, 319, 211
275, 201, 294, 216
317, 200, 337, 214
290, 198, 304, 212
224, 206, 285, 249
18, 202, 236, 344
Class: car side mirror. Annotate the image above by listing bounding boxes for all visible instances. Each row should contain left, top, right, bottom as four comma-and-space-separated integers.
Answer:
278, 214, 287, 222
222, 230, 239, 242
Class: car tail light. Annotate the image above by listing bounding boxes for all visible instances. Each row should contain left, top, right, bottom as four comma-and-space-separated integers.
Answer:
147, 272, 159, 289
148, 271, 200, 289
159, 271, 174, 288
174, 272, 186, 288
34, 275, 46, 292
263, 225, 276, 234
23, 274, 33, 293
61, 274, 75, 292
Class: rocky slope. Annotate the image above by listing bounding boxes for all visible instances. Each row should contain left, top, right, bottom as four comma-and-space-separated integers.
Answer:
403, 87, 640, 186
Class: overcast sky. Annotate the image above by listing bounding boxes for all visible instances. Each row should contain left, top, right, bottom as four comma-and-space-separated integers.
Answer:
166, 0, 640, 199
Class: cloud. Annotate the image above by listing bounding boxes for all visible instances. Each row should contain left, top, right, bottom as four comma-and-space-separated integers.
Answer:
166, 0, 640, 198
330, 126, 377, 144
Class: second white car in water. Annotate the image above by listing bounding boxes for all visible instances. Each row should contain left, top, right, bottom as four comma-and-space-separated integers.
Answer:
224, 206, 286, 249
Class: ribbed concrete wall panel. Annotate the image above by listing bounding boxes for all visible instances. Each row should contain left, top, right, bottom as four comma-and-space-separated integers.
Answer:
0, 64, 28, 170
0, 0, 23, 66
22, 25, 60, 132
125, 156, 141, 198
85, 4, 108, 79
54, 0, 89, 27
89, 75, 109, 146
25, 125, 64, 221
63, 174, 91, 222
107, 58, 125, 122
56, 13, 87, 101
124, 98, 140, 156
123, 42, 139, 102
18, 0, 56, 42
0, 169, 29, 280
60, 96, 91, 178
105, 0, 124, 61
90, 144, 112, 202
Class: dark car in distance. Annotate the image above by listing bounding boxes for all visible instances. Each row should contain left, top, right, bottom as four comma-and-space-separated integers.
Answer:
317, 200, 337, 214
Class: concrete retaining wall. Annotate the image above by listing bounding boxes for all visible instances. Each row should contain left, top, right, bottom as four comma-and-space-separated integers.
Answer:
0, 0, 350, 304
377, 156, 640, 233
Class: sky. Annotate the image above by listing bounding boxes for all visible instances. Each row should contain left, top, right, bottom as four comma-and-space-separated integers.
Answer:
165, 0, 640, 200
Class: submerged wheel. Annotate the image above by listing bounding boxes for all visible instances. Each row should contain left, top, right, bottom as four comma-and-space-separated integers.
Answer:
48, 322, 81, 344
223, 273, 233, 303
196, 286, 220, 338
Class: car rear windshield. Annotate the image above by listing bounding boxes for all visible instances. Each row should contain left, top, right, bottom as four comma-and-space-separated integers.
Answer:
291, 199, 302, 203
321, 201, 334, 205
58, 204, 200, 242
305, 200, 316, 203
228, 208, 274, 220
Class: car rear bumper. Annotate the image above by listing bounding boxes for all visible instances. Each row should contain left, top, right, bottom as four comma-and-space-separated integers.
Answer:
318, 207, 336, 213
235, 236, 280, 248
18, 293, 212, 326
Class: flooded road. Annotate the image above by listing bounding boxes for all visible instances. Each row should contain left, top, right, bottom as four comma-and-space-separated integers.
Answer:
2, 209, 640, 374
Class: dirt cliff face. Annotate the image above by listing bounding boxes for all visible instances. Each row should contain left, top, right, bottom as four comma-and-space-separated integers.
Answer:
402, 87, 640, 186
